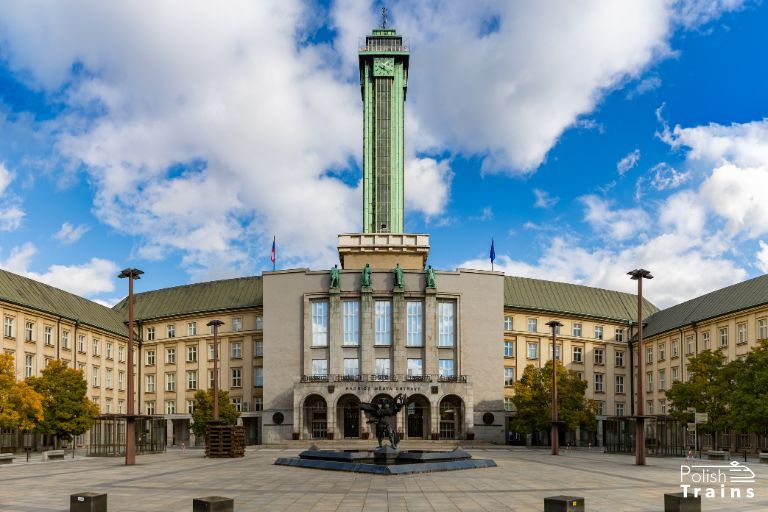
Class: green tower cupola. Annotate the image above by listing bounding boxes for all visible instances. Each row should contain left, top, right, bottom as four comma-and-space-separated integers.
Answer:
359, 23, 409, 233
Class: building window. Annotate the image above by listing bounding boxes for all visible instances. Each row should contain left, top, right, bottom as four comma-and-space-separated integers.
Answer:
658, 343, 666, 361
646, 346, 653, 364
118, 400, 124, 414
254, 397, 263, 411
407, 358, 423, 378
375, 301, 391, 345
375, 358, 390, 378
78, 335, 85, 353
166, 347, 176, 364
147, 327, 155, 341
646, 371, 653, 391
92, 366, 101, 387
186, 345, 197, 362
146, 350, 155, 366
647, 400, 654, 415
504, 341, 514, 358
504, 367, 515, 387
549, 344, 561, 361
616, 403, 625, 416
187, 370, 197, 390
702, 331, 710, 350
594, 348, 604, 365
594, 373, 604, 393
311, 359, 327, 377
231, 368, 242, 387
504, 316, 513, 331
24, 354, 34, 378
145, 374, 155, 393
615, 350, 625, 367
165, 373, 175, 392
660, 399, 667, 415
572, 322, 582, 337
719, 327, 728, 347
343, 358, 359, 378
105, 399, 112, 414
504, 398, 515, 412
254, 367, 263, 387
686, 336, 694, 354
231, 398, 242, 412
92, 339, 100, 356
167, 324, 175, 338
166, 401, 176, 415
576, 371, 584, 381
615, 328, 624, 342
759, 318, 768, 340
737, 322, 747, 344
406, 301, 423, 346
527, 319, 537, 333
105, 342, 112, 360
438, 302, 456, 347
44, 326, 53, 346
659, 369, 666, 391
255, 316, 263, 331
572, 346, 583, 363
343, 300, 360, 346
62, 330, 70, 349
118, 371, 125, 391
187, 322, 197, 336
146, 401, 155, 415
25, 321, 34, 342
671, 366, 679, 382
105, 368, 113, 389
232, 318, 242, 333
527, 342, 538, 359
208, 370, 215, 388
594, 326, 603, 340
254, 340, 263, 357
208, 344, 215, 361
595, 401, 604, 416
615, 375, 625, 393
187, 400, 195, 414
231, 342, 242, 359
312, 301, 329, 347
672, 340, 679, 358
4, 317, 14, 338
439, 359, 455, 378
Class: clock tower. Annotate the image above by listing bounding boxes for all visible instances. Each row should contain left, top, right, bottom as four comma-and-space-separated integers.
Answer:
359, 26, 409, 234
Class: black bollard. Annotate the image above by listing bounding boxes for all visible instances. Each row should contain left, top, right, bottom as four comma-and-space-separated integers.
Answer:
70, 492, 107, 512
193, 496, 234, 512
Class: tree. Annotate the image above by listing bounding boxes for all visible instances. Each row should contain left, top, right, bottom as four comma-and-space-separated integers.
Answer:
730, 340, 768, 435
0, 353, 43, 431
190, 389, 240, 439
27, 360, 100, 448
510, 361, 596, 441
666, 349, 734, 449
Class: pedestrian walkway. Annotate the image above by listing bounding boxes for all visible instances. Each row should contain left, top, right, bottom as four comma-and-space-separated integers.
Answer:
1, 446, 766, 511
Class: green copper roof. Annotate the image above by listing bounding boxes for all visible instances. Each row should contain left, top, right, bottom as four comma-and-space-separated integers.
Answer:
504, 276, 658, 323
0, 269, 126, 337
644, 273, 768, 338
113, 276, 263, 321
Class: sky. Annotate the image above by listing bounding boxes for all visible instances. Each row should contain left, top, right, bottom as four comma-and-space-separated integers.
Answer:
0, 0, 767, 309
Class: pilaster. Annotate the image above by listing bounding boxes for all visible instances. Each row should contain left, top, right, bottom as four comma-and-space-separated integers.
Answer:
329, 288, 342, 376
392, 286, 405, 377
424, 288, 438, 376
360, 287, 374, 377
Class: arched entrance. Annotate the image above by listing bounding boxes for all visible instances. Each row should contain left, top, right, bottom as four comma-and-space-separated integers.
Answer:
406, 394, 430, 439
439, 395, 464, 439
337, 394, 361, 438
303, 395, 327, 439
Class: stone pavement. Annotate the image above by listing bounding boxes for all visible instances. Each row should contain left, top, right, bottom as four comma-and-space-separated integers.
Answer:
2, 446, 767, 511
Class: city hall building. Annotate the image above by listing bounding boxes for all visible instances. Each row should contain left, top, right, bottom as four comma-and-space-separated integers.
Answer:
2, 24, 768, 451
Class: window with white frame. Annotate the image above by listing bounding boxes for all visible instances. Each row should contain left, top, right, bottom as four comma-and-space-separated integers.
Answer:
504, 316, 513, 331
188, 321, 197, 336
407, 358, 423, 377
549, 343, 561, 361
439, 359, 455, 378
671, 366, 679, 382
615, 350, 625, 367
737, 322, 747, 344
527, 342, 538, 359
146, 401, 155, 415
105, 368, 113, 388
44, 326, 53, 346
208, 344, 215, 361
208, 370, 215, 388
660, 399, 667, 415
167, 324, 175, 338
658, 343, 665, 361
254, 397, 263, 411
595, 401, 604, 416
594, 347, 604, 365
255, 315, 263, 331
118, 371, 125, 390
686, 336, 694, 354
572, 346, 583, 363
572, 322, 582, 337
232, 318, 242, 332
646, 346, 653, 363
616, 402, 625, 416
62, 330, 70, 349
24, 354, 34, 378
78, 335, 85, 353
646, 371, 653, 391
759, 318, 768, 340
166, 372, 175, 392
92, 366, 100, 387
527, 318, 537, 333
231, 398, 242, 412
703, 331, 710, 349
118, 400, 124, 414
438, 302, 456, 347
343, 300, 360, 346
672, 340, 679, 358
312, 301, 329, 346
504, 397, 515, 411
594, 373, 604, 393
504, 340, 514, 358
375, 301, 391, 345
254, 367, 263, 386
375, 358, 390, 378
166, 347, 175, 364
186, 370, 197, 390
504, 367, 515, 386
659, 369, 666, 390
311, 359, 327, 377
166, 400, 176, 415
615, 375, 625, 393
615, 328, 624, 342
145, 374, 154, 393
406, 301, 423, 346
186, 345, 197, 362
105, 341, 113, 359
25, 321, 33, 342
105, 399, 112, 414
4, 317, 14, 338
594, 326, 603, 340
231, 342, 242, 359
187, 400, 195, 414
231, 368, 242, 387
253, 340, 263, 357
719, 327, 728, 347
647, 400, 654, 415
343, 358, 359, 378
146, 350, 155, 366
92, 338, 100, 356
147, 327, 155, 341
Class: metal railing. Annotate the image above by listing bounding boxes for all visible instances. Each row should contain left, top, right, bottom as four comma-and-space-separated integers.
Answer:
301, 374, 469, 384
359, 37, 409, 53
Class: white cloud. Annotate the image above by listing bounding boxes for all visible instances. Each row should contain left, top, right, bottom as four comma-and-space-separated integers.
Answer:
672, 0, 745, 28
581, 195, 649, 240
0, 243, 119, 297
617, 149, 641, 175
533, 189, 558, 209
0, 206, 24, 231
649, 162, 690, 190
659, 190, 707, 237
0, 163, 13, 195
53, 222, 89, 244
700, 163, 768, 237
662, 118, 768, 167
626, 76, 662, 99
404, 158, 453, 219
0, 163, 24, 231
756, 241, 768, 274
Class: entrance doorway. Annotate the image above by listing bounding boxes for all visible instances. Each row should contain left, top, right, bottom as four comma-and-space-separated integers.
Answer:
439, 395, 464, 439
337, 394, 361, 438
407, 394, 430, 439
303, 395, 328, 439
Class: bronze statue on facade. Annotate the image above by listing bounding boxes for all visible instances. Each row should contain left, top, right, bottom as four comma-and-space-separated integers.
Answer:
394, 263, 404, 288
362, 263, 372, 287
360, 393, 407, 449
426, 265, 436, 289
329, 264, 340, 289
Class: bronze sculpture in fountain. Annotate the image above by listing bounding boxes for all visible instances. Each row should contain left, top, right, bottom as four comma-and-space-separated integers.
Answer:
360, 393, 407, 449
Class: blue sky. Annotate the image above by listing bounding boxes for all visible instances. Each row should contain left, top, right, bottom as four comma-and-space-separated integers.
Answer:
0, 0, 767, 308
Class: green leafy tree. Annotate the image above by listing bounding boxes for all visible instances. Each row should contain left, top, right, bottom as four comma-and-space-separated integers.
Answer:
511, 361, 596, 440
27, 360, 100, 447
730, 340, 768, 434
190, 389, 240, 439
666, 349, 734, 449
0, 353, 43, 431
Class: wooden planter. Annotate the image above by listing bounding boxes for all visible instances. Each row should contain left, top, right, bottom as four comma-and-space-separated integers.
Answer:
205, 425, 245, 458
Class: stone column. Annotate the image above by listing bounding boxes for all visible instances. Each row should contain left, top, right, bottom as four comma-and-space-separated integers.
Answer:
360, 286, 374, 377
431, 402, 440, 440
392, 287, 405, 377
424, 288, 438, 376
329, 288, 342, 376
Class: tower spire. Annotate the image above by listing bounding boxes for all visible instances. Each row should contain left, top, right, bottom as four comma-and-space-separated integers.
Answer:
381, 7, 387, 29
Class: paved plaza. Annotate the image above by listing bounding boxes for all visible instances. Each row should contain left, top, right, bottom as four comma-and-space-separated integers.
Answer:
2, 445, 768, 511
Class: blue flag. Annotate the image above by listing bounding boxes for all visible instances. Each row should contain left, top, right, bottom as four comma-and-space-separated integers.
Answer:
490, 238, 496, 269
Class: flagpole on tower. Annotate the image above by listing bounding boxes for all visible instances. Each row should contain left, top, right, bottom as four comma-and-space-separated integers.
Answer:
271, 236, 276, 272
490, 238, 496, 272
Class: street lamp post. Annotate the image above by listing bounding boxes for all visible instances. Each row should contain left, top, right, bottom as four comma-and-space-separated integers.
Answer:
118, 268, 144, 466
206, 320, 224, 422
628, 268, 652, 466
546, 320, 563, 456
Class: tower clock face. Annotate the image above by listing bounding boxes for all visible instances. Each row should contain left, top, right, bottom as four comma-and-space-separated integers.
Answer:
373, 57, 395, 76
